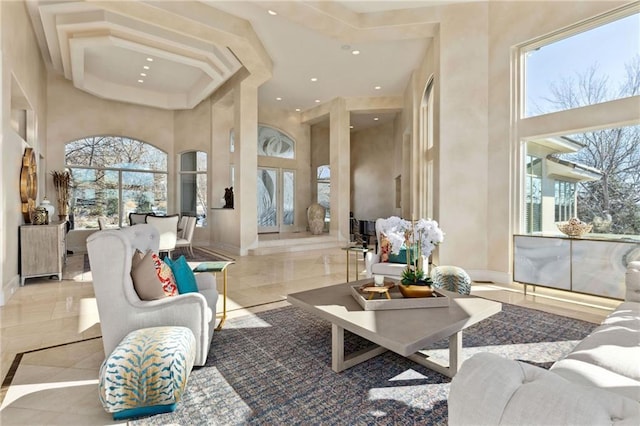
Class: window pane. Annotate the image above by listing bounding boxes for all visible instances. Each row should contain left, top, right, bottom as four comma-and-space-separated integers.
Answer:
69, 168, 119, 229
180, 173, 197, 216
65, 136, 167, 170
258, 169, 277, 227
181, 152, 197, 172
196, 173, 208, 226
283, 170, 294, 226
524, 12, 639, 117
122, 171, 167, 217
258, 125, 295, 158
557, 125, 640, 235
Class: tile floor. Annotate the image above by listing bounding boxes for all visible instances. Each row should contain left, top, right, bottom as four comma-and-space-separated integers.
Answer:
0, 247, 622, 425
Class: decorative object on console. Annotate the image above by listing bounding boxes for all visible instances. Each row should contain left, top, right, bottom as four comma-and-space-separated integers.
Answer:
307, 203, 326, 235
20, 147, 37, 223
51, 170, 71, 221
556, 217, 592, 237
31, 206, 48, 225
38, 197, 55, 224
378, 216, 444, 289
223, 187, 234, 208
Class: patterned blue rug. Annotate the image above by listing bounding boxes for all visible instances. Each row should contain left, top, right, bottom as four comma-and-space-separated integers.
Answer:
131, 303, 596, 425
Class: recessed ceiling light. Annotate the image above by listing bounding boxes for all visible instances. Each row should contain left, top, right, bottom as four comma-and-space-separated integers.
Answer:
140, 73, 147, 77
268, 10, 277, 15
276, 97, 282, 101
138, 79, 144, 83
146, 57, 153, 62
295, 108, 301, 112
351, 50, 360, 55
350, 125, 354, 129
373, 117, 379, 121
374, 86, 381, 90
143, 65, 150, 70
310, 77, 318, 82
315, 99, 321, 103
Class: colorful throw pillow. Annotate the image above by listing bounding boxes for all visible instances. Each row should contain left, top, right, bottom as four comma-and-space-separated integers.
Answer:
379, 233, 391, 263
150, 252, 178, 297
131, 250, 172, 300
164, 256, 199, 294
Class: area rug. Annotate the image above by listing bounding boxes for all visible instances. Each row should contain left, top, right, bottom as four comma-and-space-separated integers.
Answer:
83, 247, 233, 272
131, 303, 596, 425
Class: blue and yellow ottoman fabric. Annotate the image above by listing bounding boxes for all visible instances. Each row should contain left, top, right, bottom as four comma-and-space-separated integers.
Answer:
98, 326, 196, 420
430, 265, 472, 295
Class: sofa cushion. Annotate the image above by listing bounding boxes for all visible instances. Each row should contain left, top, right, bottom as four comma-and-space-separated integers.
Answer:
165, 255, 199, 294
550, 301, 640, 401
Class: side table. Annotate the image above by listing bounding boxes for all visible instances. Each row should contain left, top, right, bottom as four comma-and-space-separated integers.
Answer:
341, 246, 369, 282
193, 261, 234, 330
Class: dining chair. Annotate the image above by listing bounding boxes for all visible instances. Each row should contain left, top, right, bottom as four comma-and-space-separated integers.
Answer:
145, 215, 179, 259
176, 216, 197, 257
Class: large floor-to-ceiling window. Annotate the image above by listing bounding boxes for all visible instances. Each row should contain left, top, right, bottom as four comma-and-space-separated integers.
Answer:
519, 6, 639, 236
179, 150, 208, 227
65, 136, 168, 229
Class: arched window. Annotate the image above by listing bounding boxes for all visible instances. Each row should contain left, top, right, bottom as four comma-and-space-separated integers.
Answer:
65, 136, 168, 229
180, 151, 207, 227
258, 125, 295, 158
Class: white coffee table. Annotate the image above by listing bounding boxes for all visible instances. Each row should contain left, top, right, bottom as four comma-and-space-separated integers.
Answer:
287, 281, 502, 377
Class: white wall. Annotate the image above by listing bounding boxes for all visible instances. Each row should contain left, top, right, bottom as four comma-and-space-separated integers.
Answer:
1, 0, 48, 304
350, 121, 397, 221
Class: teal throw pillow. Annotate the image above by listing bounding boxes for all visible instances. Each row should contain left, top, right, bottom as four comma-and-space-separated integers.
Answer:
164, 256, 199, 294
388, 245, 419, 264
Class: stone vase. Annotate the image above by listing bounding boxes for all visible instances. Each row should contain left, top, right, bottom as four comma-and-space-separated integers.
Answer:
307, 203, 326, 235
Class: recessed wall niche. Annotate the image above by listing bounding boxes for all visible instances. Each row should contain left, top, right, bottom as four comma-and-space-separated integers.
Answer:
10, 75, 34, 143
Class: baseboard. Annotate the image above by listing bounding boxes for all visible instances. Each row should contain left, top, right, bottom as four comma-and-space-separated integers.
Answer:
1, 275, 21, 307
467, 269, 511, 285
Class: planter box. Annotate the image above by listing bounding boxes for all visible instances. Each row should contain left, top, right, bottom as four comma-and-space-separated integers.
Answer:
350, 283, 450, 311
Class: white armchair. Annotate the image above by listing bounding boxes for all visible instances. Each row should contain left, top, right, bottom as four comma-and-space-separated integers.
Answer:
364, 217, 429, 280
86, 224, 218, 366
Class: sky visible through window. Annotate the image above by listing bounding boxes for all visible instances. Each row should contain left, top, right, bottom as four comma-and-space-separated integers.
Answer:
525, 12, 639, 117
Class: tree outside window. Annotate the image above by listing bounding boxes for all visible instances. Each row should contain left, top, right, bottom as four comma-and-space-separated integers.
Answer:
65, 136, 168, 229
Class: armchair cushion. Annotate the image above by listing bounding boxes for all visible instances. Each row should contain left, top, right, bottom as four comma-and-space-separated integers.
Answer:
131, 250, 171, 300
165, 255, 199, 294
151, 252, 178, 296
379, 233, 391, 263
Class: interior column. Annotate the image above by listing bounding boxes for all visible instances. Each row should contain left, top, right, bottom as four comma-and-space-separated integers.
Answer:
329, 98, 350, 242
234, 80, 259, 255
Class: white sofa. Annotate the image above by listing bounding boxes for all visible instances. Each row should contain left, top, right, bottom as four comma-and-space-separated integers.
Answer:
448, 261, 640, 425
87, 224, 218, 366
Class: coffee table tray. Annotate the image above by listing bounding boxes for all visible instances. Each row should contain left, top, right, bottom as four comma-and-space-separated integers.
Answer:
350, 283, 450, 311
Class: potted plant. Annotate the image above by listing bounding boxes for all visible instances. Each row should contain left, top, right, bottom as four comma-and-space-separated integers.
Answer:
51, 170, 71, 221
380, 216, 445, 297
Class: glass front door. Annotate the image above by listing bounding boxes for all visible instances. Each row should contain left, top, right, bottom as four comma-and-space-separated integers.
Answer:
258, 167, 295, 233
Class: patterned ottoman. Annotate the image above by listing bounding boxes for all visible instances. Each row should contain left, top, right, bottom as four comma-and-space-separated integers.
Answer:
98, 326, 196, 420
430, 265, 472, 295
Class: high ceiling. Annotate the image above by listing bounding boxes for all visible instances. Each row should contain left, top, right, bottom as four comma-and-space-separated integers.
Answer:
26, 1, 462, 127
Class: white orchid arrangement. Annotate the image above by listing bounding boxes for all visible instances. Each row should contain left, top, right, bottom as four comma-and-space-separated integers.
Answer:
379, 216, 445, 285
